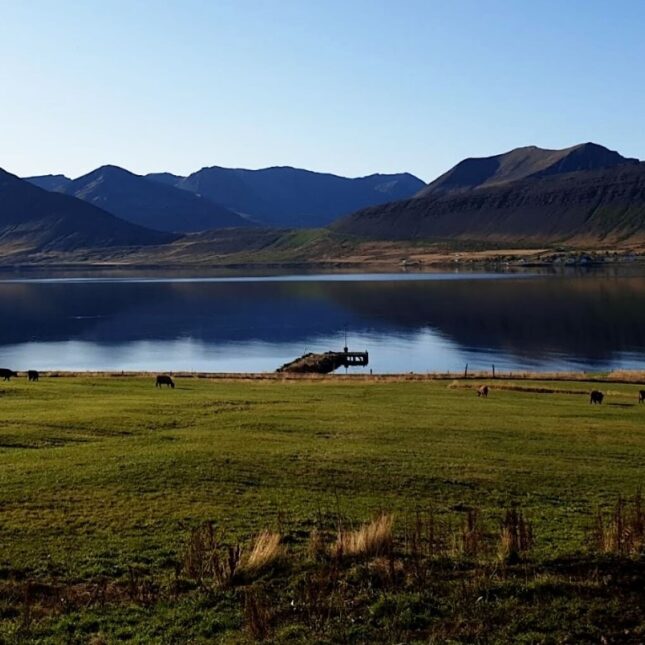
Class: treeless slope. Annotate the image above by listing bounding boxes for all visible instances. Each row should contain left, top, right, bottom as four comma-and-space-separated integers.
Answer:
333, 164, 645, 244
147, 166, 426, 228
25, 174, 72, 192
0, 168, 175, 252
418, 142, 638, 197
52, 165, 251, 233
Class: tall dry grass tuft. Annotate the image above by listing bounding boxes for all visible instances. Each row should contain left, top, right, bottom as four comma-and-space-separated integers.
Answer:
240, 530, 284, 575
457, 509, 485, 558
334, 513, 394, 559
592, 491, 644, 556
182, 523, 241, 588
498, 507, 534, 564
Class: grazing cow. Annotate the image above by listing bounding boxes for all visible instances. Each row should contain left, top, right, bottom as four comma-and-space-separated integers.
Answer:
28, 370, 39, 382
639, 390, 645, 404
155, 374, 175, 389
477, 385, 489, 398
590, 390, 604, 405
0, 368, 18, 381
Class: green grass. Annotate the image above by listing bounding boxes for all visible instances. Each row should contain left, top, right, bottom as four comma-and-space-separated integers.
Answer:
0, 376, 643, 642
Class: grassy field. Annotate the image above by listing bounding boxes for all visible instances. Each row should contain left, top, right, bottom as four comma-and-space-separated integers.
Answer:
0, 375, 643, 643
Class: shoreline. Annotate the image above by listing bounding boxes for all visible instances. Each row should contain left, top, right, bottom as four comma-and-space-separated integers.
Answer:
0, 242, 643, 272
13, 370, 645, 384
0, 257, 643, 276
1, 257, 643, 271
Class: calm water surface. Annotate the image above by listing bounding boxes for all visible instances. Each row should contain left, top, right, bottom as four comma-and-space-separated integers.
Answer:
0, 268, 643, 373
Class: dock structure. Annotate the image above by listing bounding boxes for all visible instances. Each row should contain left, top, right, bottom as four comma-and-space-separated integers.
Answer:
277, 350, 369, 374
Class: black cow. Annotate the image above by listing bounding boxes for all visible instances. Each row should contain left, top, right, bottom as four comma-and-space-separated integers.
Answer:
590, 390, 604, 405
0, 368, 18, 381
155, 375, 175, 389
28, 370, 39, 382
639, 390, 645, 404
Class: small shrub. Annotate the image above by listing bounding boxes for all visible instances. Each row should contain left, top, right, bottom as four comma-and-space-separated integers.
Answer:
244, 588, 273, 641
126, 566, 159, 606
457, 509, 485, 558
592, 491, 644, 555
498, 507, 534, 564
307, 527, 327, 561
405, 508, 451, 557
182, 522, 241, 588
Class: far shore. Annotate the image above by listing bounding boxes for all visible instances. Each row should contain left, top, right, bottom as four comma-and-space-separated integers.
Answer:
0, 240, 643, 272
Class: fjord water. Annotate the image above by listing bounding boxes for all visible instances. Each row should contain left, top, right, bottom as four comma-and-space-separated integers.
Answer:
0, 268, 643, 373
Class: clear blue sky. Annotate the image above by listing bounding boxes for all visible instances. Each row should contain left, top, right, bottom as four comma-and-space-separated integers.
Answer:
1, 0, 644, 182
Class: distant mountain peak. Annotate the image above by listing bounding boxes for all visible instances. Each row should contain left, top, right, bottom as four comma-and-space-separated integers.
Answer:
83, 165, 136, 180
419, 142, 639, 197
0, 166, 174, 255
95, 164, 127, 172
29, 165, 251, 234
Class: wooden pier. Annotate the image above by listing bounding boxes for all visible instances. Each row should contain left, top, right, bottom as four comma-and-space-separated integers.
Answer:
277, 350, 369, 374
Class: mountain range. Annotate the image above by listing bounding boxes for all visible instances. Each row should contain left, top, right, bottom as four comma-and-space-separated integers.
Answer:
5, 142, 645, 264
145, 166, 426, 228
27, 166, 250, 233
27, 166, 425, 232
0, 168, 174, 254
334, 143, 645, 244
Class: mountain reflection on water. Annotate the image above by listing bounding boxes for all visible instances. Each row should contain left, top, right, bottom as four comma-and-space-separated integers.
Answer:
0, 268, 643, 372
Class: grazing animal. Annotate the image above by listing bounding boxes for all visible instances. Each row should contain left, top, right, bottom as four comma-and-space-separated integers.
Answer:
639, 390, 645, 403
590, 390, 604, 405
0, 368, 18, 381
477, 385, 489, 398
28, 370, 39, 382
155, 374, 175, 389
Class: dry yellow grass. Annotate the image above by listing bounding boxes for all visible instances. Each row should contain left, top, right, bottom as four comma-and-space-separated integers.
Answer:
334, 514, 394, 558
607, 370, 645, 383
241, 531, 284, 574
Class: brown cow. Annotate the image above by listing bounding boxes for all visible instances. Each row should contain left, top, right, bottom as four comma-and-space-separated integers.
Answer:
590, 390, 604, 404
639, 390, 645, 404
155, 375, 175, 389
477, 385, 489, 398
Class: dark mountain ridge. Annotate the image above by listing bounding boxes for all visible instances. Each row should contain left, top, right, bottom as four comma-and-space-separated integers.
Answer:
146, 165, 425, 228
419, 142, 638, 197
0, 168, 174, 253
26, 174, 72, 192
335, 160, 645, 244
27, 166, 250, 233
